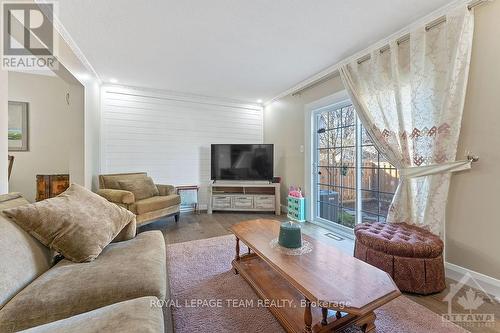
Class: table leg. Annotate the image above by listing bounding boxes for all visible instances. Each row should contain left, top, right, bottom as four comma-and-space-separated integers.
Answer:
234, 237, 240, 274
196, 188, 199, 214
321, 307, 328, 326
357, 311, 376, 333
304, 299, 312, 333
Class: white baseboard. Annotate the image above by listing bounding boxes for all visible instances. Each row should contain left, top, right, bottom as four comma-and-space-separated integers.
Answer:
445, 262, 500, 300
180, 204, 208, 213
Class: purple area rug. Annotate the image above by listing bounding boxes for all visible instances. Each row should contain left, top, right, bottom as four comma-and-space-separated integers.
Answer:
166, 235, 466, 333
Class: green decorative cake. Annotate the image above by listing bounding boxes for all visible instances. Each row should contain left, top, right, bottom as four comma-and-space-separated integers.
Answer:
278, 221, 302, 249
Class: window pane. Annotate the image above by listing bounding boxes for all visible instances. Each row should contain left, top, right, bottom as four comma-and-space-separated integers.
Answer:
342, 126, 356, 147
319, 187, 340, 206
317, 184, 332, 204
342, 147, 356, 166
340, 167, 356, 189
361, 168, 378, 191
318, 202, 339, 222
330, 167, 342, 187
318, 167, 341, 187
361, 212, 380, 224
318, 112, 328, 126
361, 190, 379, 215
328, 148, 341, 166
318, 149, 328, 166
330, 129, 342, 148
362, 145, 378, 167
318, 132, 329, 148
317, 184, 331, 192
379, 168, 398, 193
379, 192, 394, 218
341, 188, 356, 208
342, 105, 356, 127
318, 167, 329, 185
330, 186, 342, 195
339, 207, 356, 228
329, 108, 343, 128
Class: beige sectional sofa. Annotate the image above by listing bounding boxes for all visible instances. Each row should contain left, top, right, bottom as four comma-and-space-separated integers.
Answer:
0, 193, 171, 332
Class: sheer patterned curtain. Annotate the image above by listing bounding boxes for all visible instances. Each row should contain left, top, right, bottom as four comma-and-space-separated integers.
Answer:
340, 7, 474, 236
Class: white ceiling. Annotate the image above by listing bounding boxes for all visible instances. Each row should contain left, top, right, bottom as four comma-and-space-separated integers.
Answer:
57, 0, 455, 103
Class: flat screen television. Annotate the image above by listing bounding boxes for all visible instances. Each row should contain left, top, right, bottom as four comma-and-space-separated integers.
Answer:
211, 144, 274, 181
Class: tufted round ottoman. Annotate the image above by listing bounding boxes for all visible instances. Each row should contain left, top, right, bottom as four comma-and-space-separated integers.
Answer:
354, 222, 445, 295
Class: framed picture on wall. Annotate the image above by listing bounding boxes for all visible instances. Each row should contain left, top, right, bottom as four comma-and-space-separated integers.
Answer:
8, 101, 29, 151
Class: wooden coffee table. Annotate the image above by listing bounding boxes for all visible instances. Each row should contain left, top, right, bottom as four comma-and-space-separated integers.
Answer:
230, 219, 401, 333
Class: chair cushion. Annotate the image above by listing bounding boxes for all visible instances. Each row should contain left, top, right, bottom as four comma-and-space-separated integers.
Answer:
0, 231, 167, 332
118, 177, 159, 201
130, 195, 181, 215
99, 173, 148, 190
20, 297, 164, 333
2, 184, 135, 263
354, 222, 443, 258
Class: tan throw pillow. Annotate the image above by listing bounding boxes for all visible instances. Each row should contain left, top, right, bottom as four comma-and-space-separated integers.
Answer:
2, 184, 135, 263
118, 176, 159, 201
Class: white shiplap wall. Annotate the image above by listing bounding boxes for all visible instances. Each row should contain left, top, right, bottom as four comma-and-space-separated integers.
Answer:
101, 86, 263, 208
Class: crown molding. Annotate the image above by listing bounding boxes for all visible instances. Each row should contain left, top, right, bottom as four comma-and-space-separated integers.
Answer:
35, 0, 102, 85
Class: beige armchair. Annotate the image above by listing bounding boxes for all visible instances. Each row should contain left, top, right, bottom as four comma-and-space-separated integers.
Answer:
97, 172, 180, 227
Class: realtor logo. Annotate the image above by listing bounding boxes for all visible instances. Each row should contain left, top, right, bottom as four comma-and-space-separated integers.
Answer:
441, 273, 496, 329
1, 1, 58, 70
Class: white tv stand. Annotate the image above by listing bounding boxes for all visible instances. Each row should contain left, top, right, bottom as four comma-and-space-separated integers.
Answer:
207, 181, 281, 215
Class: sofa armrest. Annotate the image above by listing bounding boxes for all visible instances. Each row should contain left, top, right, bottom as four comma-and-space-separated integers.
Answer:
112, 218, 137, 243
97, 189, 135, 204
156, 184, 175, 196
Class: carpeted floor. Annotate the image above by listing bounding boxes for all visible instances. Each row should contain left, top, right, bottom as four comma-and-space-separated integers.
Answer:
165, 235, 467, 333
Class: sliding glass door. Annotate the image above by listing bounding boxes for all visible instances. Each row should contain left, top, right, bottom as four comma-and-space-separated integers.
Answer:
314, 102, 357, 230
312, 100, 398, 232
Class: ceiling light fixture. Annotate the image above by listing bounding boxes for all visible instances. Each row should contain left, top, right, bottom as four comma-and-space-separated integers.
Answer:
257, 99, 263, 103
109, 78, 118, 84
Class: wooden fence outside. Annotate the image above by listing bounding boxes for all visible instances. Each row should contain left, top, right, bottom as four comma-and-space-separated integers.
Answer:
318, 162, 398, 202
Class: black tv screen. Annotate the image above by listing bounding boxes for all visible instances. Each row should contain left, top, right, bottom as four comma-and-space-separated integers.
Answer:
211, 144, 274, 181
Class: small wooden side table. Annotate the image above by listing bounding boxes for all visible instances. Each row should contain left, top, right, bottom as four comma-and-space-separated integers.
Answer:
36, 174, 70, 201
176, 185, 200, 214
